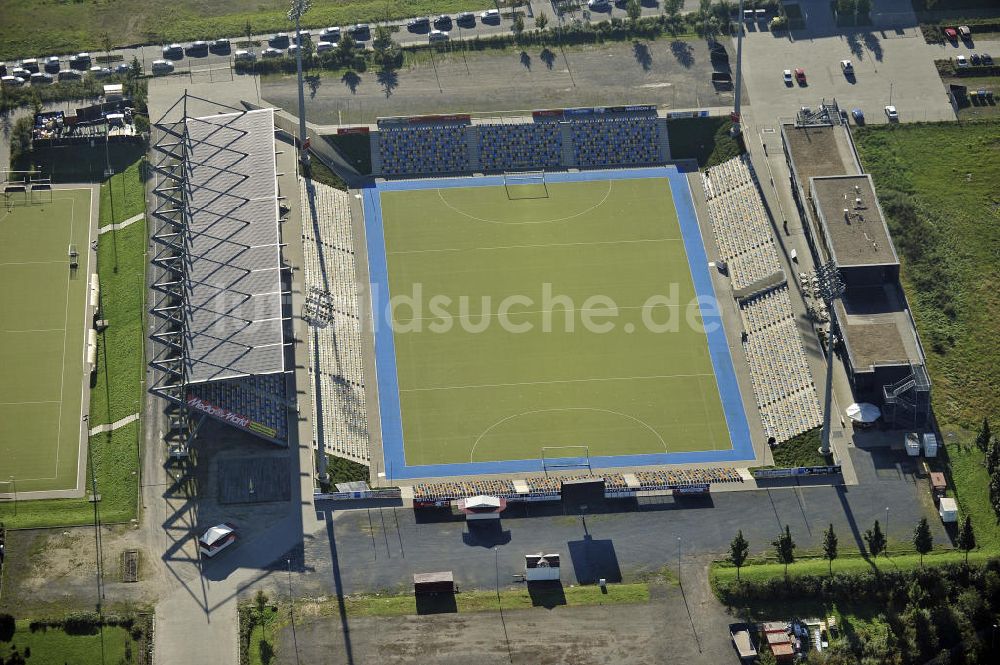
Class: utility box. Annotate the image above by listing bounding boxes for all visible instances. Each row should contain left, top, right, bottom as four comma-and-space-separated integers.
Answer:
938, 497, 958, 523
922, 433, 939, 458
929, 472, 947, 503
905, 432, 921, 457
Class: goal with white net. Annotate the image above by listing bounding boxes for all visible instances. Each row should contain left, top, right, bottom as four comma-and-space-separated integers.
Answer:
503, 170, 548, 199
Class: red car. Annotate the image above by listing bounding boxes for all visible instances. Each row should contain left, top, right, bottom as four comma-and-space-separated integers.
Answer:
794, 68, 807, 85
944, 27, 958, 42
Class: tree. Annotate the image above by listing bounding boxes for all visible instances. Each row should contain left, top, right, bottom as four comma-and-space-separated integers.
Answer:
337, 33, 357, 61
535, 11, 549, 31
823, 523, 838, 575
512, 12, 525, 37
729, 530, 749, 581
626, 0, 642, 25
913, 517, 933, 566
956, 515, 976, 564
372, 24, 400, 70
772, 525, 796, 580
854, 0, 871, 17
129, 56, 142, 80
976, 417, 992, 455
988, 433, 1000, 477
835, 0, 856, 16
101, 32, 113, 67
864, 519, 887, 559
664, 0, 683, 20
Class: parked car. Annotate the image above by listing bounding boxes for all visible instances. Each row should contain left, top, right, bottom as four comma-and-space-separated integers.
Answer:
588, 0, 611, 10
884, 105, 899, 122
319, 27, 341, 41
794, 67, 806, 85
29, 72, 53, 85
958, 25, 971, 40
69, 52, 91, 70
0, 63, 7, 77
114, 62, 132, 75
199, 523, 237, 558
261, 47, 283, 58
971, 53, 981, 65
10, 67, 30, 79
840, 59, 853, 75
89, 65, 112, 78
408, 17, 431, 31
210, 39, 231, 54
982, 53, 994, 65
851, 108, 865, 125
44, 56, 61, 74
956, 54, 969, 67
1, 75, 25, 88
58, 69, 83, 81
287, 44, 308, 57
186, 41, 209, 56
433, 15, 452, 30
234, 49, 256, 62
291, 30, 311, 44
162, 43, 184, 59
347, 24, 370, 40
20, 58, 39, 73
315, 41, 336, 53
151, 59, 175, 75
456, 12, 476, 27
480, 8, 501, 23
709, 43, 728, 63
782, 69, 793, 85
944, 27, 958, 43
429, 30, 449, 42
268, 33, 290, 48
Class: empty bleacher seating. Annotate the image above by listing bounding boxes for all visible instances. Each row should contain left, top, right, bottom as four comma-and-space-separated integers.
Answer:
378, 124, 469, 176
569, 115, 660, 168
300, 178, 371, 464
478, 121, 562, 172
189, 374, 289, 441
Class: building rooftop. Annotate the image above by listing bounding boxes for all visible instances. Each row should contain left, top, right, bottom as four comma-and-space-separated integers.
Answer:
835, 285, 925, 372
182, 108, 285, 383
810, 175, 898, 267
782, 123, 859, 186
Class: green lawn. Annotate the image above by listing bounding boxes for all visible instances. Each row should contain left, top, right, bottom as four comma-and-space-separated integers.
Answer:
323, 133, 372, 175
0, 188, 92, 494
712, 548, 992, 586
378, 178, 733, 467
89, 161, 148, 426
666, 116, 743, 168
770, 427, 831, 468
0, 620, 134, 665
0, 423, 139, 529
0, 0, 492, 60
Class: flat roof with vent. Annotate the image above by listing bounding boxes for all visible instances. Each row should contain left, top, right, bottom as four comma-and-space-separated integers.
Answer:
182, 108, 284, 383
810, 174, 898, 267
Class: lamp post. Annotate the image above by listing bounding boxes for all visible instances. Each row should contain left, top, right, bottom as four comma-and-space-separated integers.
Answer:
288, 0, 312, 168
7, 476, 15, 517
677, 536, 682, 580
814, 261, 845, 457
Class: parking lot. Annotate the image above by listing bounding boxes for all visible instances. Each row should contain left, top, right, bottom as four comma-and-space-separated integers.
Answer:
261, 38, 742, 125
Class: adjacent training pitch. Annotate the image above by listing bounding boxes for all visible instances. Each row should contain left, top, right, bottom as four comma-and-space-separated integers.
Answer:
0, 189, 92, 494
368, 173, 749, 478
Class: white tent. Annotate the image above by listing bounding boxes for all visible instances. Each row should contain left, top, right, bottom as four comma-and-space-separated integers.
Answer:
846, 402, 881, 423
463, 495, 501, 510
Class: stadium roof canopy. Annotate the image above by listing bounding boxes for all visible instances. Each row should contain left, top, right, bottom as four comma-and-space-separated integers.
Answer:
182, 108, 284, 383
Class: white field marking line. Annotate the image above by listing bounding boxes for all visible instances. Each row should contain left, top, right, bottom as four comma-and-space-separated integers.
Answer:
0, 400, 61, 406
469, 406, 668, 463
388, 237, 678, 256
0, 327, 66, 333
695, 373, 719, 452
434, 179, 614, 225
400, 372, 715, 393
396, 303, 685, 323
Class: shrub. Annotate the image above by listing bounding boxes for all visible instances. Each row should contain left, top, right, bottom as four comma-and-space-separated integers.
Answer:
0, 613, 15, 642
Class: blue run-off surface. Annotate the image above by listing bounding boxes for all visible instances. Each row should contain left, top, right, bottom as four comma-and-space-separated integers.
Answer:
361, 167, 755, 480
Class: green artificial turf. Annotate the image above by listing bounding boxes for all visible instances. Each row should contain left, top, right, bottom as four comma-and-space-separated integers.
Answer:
378, 178, 732, 466
0, 188, 93, 494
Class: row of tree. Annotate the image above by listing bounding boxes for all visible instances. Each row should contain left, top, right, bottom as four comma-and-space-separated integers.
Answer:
975, 417, 1000, 518
728, 514, 976, 579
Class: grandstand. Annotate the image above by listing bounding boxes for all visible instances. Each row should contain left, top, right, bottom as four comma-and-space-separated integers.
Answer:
299, 178, 370, 464
370, 106, 670, 177
148, 98, 292, 453
701, 155, 822, 443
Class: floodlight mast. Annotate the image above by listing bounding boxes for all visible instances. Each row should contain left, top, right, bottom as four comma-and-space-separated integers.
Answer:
815, 261, 845, 457
732, 0, 744, 137
289, 0, 312, 167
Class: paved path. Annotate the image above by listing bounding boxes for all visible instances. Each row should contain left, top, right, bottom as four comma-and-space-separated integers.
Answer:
98, 212, 144, 235
88, 412, 140, 436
